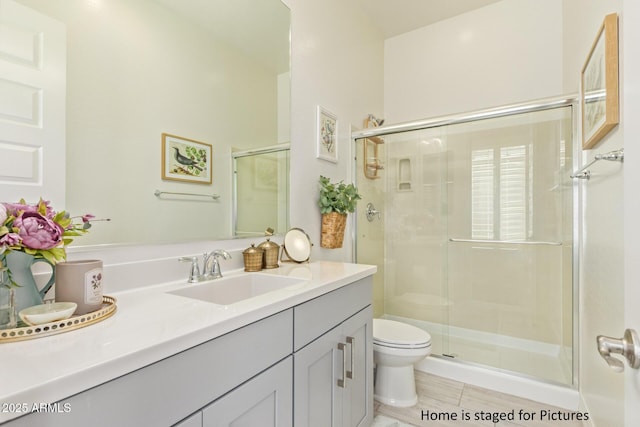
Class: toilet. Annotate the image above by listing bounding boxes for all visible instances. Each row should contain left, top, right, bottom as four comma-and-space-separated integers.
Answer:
373, 318, 432, 407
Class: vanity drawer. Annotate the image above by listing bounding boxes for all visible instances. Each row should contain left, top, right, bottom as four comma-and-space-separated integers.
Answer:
293, 276, 372, 351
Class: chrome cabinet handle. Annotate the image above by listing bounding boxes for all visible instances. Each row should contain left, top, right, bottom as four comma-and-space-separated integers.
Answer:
346, 336, 355, 380
597, 328, 640, 372
337, 342, 347, 388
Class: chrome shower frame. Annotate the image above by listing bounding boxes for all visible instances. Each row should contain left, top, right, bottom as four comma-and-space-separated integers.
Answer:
351, 94, 581, 389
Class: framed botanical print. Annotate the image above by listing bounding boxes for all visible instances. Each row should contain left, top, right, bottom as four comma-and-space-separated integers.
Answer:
581, 13, 619, 149
316, 106, 338, 163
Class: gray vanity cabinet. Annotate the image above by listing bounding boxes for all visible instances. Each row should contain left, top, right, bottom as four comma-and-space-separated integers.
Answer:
174, 412, 202, 427
293, 277, 373, 427
2, 275, 373, 427
4, 310, 293, 427
201, 356, 293, 426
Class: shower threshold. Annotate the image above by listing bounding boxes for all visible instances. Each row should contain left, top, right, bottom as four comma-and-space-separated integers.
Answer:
384, 315, 573, 388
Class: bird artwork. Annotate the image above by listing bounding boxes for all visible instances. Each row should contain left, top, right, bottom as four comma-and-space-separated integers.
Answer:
172, 146, 204, 174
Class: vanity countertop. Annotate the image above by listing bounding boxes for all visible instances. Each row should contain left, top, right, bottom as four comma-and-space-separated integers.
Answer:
0, 261, 376, 423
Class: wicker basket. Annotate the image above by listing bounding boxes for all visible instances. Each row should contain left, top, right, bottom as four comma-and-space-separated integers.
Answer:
321, 212, 347, 248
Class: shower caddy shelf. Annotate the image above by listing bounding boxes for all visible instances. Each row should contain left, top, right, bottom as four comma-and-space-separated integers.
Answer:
362, 115, 385, 180
570, 148, 624, 180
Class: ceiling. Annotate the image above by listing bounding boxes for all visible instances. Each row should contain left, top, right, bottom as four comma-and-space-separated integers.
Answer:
353, 0, 503, 38
151, 0, 503, 74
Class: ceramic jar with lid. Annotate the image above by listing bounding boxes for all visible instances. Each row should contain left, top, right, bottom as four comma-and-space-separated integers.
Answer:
257, 238, 280, 269
242, 244, 264, 272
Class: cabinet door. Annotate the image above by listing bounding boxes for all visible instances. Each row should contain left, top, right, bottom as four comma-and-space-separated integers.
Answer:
202, 356, 292, 427
174, 412, 202, 427
341, 306, 373, 427
293, 325, 344, 427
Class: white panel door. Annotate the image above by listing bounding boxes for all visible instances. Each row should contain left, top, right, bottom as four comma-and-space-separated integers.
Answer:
0, 0, 65, 205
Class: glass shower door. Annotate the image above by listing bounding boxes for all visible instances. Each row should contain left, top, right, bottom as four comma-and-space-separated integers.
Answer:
355, 127, 451, 358
354, 103, 573, 385
444, 107, 573, 383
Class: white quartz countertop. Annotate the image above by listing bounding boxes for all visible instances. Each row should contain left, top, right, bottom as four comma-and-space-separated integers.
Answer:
0, 261, 376, 423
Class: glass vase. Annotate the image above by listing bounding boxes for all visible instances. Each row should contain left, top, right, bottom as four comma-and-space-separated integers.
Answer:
0, 282, 17, 330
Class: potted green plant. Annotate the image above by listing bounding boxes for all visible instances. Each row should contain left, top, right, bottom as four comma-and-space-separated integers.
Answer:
318, 176, 361, 248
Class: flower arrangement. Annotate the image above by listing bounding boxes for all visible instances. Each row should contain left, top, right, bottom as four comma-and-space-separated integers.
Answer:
0, 198, 95, 268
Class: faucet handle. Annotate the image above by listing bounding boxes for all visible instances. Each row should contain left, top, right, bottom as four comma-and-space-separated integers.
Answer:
178, 256, 201, 283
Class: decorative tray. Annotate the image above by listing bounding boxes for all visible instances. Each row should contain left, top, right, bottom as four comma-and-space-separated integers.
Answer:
0, 296, 117, 343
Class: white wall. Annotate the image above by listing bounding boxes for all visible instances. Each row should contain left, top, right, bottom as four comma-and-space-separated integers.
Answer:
384, 0, 564, 123
285, 0, 384, 262
562, 1, 624, 426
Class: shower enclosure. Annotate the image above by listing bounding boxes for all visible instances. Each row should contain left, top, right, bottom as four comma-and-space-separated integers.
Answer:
353, 98, 575, 386
232, 144, 290, 236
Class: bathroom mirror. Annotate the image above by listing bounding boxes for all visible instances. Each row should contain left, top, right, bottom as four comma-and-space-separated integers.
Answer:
15, 0, 291, 245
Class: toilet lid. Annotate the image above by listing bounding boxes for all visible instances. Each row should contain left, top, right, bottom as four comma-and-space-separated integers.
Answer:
373, 319, 431, 347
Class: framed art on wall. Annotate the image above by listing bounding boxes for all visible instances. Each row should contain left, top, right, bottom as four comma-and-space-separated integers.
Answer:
162, 133, 212, 184
581, 13, 619, 150
316, 106, 338, 163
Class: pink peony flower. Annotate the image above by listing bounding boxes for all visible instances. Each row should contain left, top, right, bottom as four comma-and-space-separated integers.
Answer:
13, 212, 64, 250
2, 199, 54, 219
0, 232, 21, 246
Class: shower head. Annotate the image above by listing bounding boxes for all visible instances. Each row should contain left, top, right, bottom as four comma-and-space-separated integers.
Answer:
367, 114, 385, 127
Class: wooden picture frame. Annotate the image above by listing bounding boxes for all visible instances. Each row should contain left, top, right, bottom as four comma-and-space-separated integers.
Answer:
316, 106, 338, 163
581, 13, 619, 150
162, 133, 212, 184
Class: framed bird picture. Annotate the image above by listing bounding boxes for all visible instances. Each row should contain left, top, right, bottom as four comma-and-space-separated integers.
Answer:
162, 133, 213, 184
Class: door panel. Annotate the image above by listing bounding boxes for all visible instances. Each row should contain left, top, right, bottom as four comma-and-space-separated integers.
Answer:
0, 0, 66, 205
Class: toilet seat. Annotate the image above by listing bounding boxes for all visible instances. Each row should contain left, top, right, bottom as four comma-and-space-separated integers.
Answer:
373, 319, 431, 349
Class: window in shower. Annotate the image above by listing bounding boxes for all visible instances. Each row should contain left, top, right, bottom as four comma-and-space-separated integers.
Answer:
471, 149, 494, 239
471, 145, 532, 241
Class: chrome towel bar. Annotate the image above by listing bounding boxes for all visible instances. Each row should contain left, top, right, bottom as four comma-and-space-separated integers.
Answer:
449, 238, 562, 246
570, 148, 624, 180
154, 190, 220, 200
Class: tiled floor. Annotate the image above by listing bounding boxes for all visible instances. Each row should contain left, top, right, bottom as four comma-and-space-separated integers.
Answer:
374, 371, 588, 427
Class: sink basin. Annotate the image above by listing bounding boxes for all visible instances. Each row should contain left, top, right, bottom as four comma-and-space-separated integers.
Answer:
168, 273, 305, 305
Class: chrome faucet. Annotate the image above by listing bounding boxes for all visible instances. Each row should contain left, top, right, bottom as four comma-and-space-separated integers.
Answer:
204, 249, 232, 279
179, 250, 232, 283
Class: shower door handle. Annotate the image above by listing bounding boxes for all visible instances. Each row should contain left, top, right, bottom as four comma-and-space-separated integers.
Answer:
597, 329, 640, 372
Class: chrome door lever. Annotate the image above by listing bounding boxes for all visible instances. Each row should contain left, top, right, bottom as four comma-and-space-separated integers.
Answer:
597, 329, 640, 372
